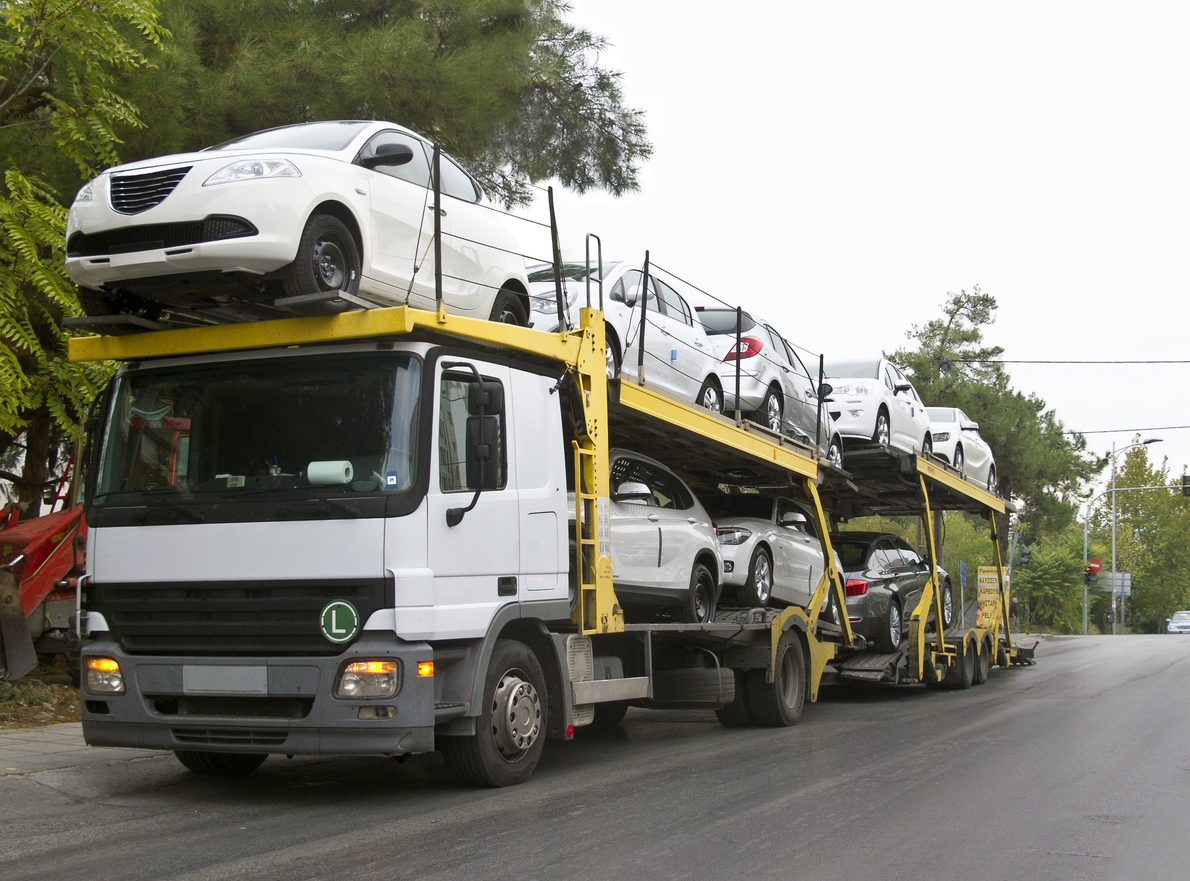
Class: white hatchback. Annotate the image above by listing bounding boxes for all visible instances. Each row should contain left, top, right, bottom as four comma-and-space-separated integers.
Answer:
927, 407, 997, 493
528, 262, 726, 412
823, 358, 934, 456
66, 120, 530, 330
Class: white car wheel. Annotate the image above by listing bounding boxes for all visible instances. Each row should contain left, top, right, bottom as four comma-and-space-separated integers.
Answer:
761, 388, 783, 433
873, 410, 891, 446
953, 445, 964, 474
698, 379, 723, 413
283, 214, 361, 314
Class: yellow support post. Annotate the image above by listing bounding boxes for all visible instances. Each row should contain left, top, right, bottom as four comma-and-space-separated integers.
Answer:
801, 478, 853, 646
569, 309, 623, 635
988, 511, 1013, 655
908, 475, 954, 681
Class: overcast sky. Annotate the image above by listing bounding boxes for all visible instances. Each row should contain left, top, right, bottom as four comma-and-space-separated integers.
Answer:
518, 1, 1190, 500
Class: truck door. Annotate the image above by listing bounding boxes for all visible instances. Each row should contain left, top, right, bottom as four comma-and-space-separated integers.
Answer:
426, 359, 520, 637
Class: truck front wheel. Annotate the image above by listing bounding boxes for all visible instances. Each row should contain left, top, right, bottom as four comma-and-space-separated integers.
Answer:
441, 639, 547, 787
174, 750, 267, 777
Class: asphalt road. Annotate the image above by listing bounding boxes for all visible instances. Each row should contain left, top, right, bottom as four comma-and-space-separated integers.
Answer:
2, 634, 1188, 881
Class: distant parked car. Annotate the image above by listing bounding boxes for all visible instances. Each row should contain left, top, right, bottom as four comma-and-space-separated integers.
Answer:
823, 358, 933, 456
702, 493, 836, 613
607, 450, 723, 623
696, 307, 843, 465
528, 261, 725, 412
1167, 610, 1190, 634
66, 120, 531, 331
830, 532, 954, 653
927, 407, 997, 493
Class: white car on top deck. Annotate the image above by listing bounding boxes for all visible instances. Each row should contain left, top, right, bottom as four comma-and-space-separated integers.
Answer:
66, 120, 530, 328
823, 358, 934, 456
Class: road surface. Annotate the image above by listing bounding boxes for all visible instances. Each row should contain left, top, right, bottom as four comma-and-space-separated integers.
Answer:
2, 634, 1187, 880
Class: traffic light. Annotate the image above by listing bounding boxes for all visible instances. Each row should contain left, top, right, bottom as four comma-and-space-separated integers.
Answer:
1015, 545, 1032, 566
1084, 565, 1097, 586
1182, 475, 1190, 497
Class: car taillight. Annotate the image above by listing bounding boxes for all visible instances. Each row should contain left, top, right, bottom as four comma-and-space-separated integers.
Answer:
724, 336, 763, 361
845, 579, 868, 597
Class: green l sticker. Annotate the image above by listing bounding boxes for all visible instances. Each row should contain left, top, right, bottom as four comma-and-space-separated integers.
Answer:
320, 600, 360, 644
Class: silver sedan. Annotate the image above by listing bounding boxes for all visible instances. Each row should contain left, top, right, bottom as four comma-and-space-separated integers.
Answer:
702, 493, 834, 611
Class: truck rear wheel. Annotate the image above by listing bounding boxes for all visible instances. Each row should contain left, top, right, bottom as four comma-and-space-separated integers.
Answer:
590, 700, 630, 730
440, 639, 546, 787
174, 750, 267, 777
945, 640, 975, 689
973, 639, 990, 684
745, 630, 805, 727
715, 669, 755, 728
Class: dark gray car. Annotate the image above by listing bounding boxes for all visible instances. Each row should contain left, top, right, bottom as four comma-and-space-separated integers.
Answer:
830, 532, 954, 652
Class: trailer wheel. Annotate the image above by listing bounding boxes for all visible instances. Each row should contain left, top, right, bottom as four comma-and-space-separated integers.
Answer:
440, 639, 546, 787
874, 598, 902, 653
745, 630, 805, 727
945, 640, 975, 689
174, 751, 267, 777
715, 669, 755, 728
740, 546, 773, 607
973, 639, 990, 685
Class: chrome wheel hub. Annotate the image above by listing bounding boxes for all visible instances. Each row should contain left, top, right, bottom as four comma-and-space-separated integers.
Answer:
491, 671, 541, 759
756, 555, 771, 603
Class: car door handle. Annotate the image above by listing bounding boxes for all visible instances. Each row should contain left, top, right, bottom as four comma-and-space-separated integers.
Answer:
687, 517, 698, 525
428, 207, 447, 216
648, 514, 660, 522
660, 328, 671, 336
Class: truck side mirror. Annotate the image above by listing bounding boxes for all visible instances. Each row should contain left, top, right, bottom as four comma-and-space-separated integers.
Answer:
465, 415, 501, 490
468, 381, 504, 416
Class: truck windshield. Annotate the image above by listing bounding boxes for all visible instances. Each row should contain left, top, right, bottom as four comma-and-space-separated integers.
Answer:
94, 355, 421, 504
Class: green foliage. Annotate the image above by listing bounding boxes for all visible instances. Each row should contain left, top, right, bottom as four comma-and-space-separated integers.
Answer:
1011, 529, 1085, 632
1088, 447, 1190, 632
115, 0, 652, 205
0, 0, 158, 509
891, 288, 1103, 535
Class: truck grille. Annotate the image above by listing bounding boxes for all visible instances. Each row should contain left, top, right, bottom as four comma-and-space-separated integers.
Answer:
109, 166, 192, 214
67, 216, 257, 257
92, 578, 389, 656
173, 728, 288, 747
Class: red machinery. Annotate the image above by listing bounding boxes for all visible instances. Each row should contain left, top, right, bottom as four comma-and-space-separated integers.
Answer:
0, 453, 86, 681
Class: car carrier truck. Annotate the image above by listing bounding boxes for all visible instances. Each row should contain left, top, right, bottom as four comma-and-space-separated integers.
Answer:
67, 266, 1032, 786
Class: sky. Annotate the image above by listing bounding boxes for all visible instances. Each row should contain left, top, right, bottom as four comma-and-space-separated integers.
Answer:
515, 1, 1190, 501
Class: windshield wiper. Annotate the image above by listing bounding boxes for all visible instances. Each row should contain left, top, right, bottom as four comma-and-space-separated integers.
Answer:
102, 489, 206, 522
275, 489, 363, 518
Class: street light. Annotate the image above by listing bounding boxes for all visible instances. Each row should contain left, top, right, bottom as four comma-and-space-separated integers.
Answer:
1111, 438, 1161, 634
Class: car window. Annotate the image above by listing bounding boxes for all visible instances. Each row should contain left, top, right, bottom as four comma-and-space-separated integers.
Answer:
703, 494, 772, 520
783, 340, 812, 379
439, 372, 505, 492
437, 155, 480, 202
656, 279, 693, 326
611, 456, 690, 509
833, 540, 869, 569
359, 132, 431, 187
698, 309, 757, 335
896, 543, 923, 566
883, 365, 896, 391
777, 498, 816, 537
763, 326, 792, 367
876, 539, 906, 568
869, 546, 897, 570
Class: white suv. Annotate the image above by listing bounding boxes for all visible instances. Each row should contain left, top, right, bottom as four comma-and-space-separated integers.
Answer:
607, 450, 723, 623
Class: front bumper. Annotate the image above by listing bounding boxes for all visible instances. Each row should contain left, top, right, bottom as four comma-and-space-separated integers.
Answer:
80, 634, 436, 756
66, 176, 317, 289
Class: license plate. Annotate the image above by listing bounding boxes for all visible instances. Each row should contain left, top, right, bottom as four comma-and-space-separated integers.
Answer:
182, 665, 268, 695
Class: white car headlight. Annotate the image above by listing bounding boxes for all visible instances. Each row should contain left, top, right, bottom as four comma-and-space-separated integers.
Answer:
204, 159, 301, 186
718, 527, 752, 545
833, 383, 871, 396
933, 432, 950, 442
73, 179, 97, 204
530, 287, 578, 313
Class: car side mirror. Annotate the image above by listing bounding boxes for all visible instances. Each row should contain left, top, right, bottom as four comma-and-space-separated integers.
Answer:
818, 383, 833, 400
894, 381, 912, 394
624, 290, 638, 307
779, 511, 807, 528
613, 481, 652, 504
961, 420, 979, 431
362, 142, 415, 169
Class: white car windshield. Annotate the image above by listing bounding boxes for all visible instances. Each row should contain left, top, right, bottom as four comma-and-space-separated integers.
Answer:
1172, 611, 1190, 622
824, 359, 881, 379
927, 408, 957, 421
209, 121, 372, 153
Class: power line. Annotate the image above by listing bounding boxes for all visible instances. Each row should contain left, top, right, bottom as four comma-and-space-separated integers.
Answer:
1068, 425, 1190, 435
954, 358, 1190, 365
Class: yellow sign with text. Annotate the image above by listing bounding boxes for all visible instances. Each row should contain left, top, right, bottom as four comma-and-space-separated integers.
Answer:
975, 566, 1005, 632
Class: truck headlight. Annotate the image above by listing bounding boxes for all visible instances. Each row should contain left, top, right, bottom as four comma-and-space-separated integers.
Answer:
335, 659, 400, 699
204, 159, 301, 186
85, 657, 125, 694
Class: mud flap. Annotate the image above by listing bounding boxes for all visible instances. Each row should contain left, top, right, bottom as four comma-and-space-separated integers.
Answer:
1011, 641, 1038, 666
0, 567, 37, 681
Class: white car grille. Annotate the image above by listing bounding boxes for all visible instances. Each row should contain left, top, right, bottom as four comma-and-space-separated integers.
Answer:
109, 166, 192, 214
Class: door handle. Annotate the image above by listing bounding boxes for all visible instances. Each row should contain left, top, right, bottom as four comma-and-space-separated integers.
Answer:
687, 517, 698, 525
660, 328, 671, 336
648, 514, 660, 522
428, 207, 447, 216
